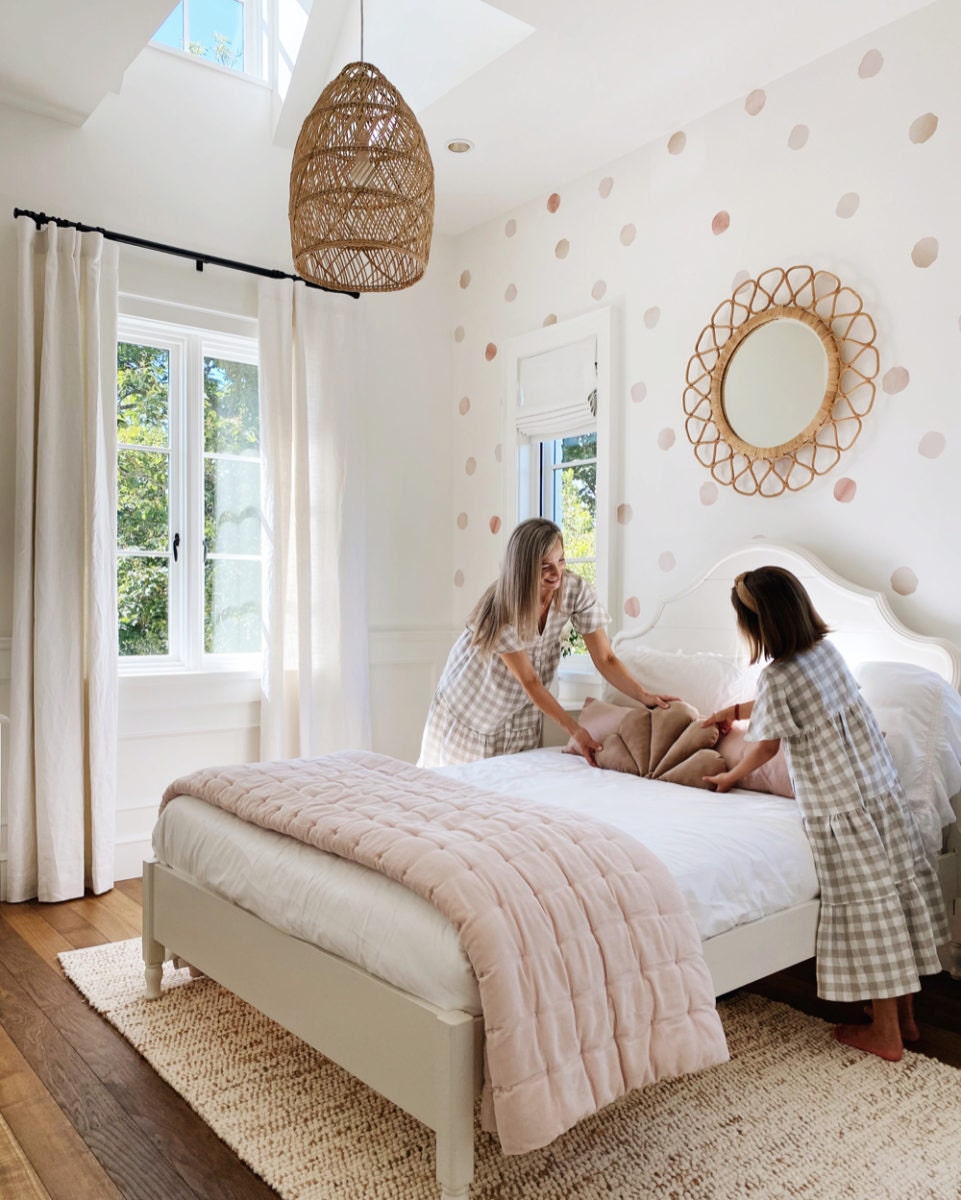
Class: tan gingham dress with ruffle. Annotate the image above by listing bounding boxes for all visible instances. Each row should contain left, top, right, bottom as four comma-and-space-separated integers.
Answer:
748, 639, 948, 1002
417, 572, 609, 769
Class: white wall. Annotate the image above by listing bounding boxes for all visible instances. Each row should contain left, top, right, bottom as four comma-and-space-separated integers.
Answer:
0, 47, 456, 885
447, 0, 961, 649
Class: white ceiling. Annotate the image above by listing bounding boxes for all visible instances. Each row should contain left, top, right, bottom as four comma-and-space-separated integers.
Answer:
0, 0, 937, 236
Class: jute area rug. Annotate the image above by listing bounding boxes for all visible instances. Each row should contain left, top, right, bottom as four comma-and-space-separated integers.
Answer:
60, 939, 961, 1200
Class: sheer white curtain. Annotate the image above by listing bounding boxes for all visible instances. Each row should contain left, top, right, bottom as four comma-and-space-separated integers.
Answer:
8, 218, 119, 902
258, 279, 371, 759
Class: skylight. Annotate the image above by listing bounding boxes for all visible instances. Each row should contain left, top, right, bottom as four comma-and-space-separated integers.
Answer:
153, 0, 254, 76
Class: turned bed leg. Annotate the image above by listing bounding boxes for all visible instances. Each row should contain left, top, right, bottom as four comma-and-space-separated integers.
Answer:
142, 859, 165, 1000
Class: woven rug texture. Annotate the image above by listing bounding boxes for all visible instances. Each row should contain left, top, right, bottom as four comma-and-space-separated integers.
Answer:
59, 939, 961, 1200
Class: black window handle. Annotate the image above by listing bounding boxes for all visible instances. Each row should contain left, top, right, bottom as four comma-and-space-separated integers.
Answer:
203, 538, 208, 565
172, 532, 180, 562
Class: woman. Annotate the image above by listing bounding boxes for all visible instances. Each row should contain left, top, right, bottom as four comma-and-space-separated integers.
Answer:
417, 518, 675, 768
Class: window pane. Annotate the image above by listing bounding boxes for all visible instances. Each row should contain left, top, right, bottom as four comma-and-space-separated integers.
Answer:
190, 0, 245, 70
118, 449, 169, 551
152, 3, 184, 49
205, 558, 261, 654
118, 343, 169, 447
557, 463, 596, 563
204, 356, 260, 455
204, 457, 261, 554
559, 432, 596, 464
118, 557, 169, 656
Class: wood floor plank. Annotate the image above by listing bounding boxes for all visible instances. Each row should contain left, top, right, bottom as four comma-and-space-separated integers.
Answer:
58, 893, 140, 943
0, 905, 76, 969
0, 1112, 53, 1200
115, 877, 143, 905
0, 1028, 122, 1200
34, 901, 110, 951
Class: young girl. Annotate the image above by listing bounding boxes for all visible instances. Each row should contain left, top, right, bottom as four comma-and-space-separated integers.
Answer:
702, 566, 948, 1062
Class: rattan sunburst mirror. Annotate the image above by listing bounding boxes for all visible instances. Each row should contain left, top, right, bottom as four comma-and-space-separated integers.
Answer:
683, 265, 879, 497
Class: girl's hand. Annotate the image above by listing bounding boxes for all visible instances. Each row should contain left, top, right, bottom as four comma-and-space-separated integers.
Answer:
642, 691, 678, 710
704, 770, 736, 793
570, 724, 603, 767
700, 707, 733, 735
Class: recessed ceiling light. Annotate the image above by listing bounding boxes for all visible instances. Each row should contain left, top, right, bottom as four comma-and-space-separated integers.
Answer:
447, 138, 474, 155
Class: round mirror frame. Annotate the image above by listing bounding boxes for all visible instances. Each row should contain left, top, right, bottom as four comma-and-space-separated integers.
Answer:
683, 265, 879, 497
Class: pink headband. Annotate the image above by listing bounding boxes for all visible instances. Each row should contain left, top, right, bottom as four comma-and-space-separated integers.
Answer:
734, 573, 758, 613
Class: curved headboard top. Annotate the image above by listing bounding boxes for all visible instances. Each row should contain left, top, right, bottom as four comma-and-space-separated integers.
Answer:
615, 542, 961, 690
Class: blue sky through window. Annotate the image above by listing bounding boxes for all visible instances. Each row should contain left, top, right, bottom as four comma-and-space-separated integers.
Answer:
153, 0, 245, 71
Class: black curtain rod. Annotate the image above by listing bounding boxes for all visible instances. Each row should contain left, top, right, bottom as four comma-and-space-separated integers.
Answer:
13, 208, 359, 300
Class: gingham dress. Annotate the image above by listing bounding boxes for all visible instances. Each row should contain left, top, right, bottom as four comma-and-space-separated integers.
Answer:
417, 572, 610, 769
748, 639, 948, 1002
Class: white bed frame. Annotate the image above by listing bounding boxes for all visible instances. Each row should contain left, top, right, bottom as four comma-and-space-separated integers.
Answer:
142, 542, 961, 1200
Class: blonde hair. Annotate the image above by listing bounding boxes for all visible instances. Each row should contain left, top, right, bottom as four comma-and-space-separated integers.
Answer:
469, 519, 563, 653
732, 566, 829, 664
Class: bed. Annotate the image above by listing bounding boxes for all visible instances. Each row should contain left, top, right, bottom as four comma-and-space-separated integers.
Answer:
142, 541, 961, 1200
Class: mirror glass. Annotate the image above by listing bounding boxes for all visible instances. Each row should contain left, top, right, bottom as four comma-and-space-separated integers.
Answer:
722, 318, 828, 449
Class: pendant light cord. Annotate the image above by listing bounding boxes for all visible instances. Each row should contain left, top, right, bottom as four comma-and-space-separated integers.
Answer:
360, 0, 365, 61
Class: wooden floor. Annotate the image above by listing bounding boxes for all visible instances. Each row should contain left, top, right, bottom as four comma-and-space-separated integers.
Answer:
1, 885, 959, 1199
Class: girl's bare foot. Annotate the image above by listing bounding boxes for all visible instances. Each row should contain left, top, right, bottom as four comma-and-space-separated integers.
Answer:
834, 1023, 903, 1062
863, 999, 920, 1042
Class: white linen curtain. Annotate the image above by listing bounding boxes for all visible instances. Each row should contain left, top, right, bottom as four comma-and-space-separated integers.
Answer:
8, 217, 119, 902
258, 278, 371, 759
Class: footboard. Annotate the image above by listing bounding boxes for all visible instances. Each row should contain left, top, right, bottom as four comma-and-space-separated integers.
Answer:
142, 860, 484, 1200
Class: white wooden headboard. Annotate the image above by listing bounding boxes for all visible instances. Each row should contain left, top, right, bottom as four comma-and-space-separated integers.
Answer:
615, 542, 961, 689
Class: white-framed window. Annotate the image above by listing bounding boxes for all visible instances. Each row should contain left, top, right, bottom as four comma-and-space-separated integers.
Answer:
117, 313, 262, 673
505, 308, 614, 660
152, 0, 268, 80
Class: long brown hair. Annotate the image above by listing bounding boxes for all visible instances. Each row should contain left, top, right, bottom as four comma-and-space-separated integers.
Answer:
469, 519, 563, 653
732, 566, 829, 663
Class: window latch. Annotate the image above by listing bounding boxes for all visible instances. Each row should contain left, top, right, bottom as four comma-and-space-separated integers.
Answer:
172, 532, 180, 562
203, 538, 208, 566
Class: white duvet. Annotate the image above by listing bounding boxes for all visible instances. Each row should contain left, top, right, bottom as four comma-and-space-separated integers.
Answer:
153, 748, 818, 1014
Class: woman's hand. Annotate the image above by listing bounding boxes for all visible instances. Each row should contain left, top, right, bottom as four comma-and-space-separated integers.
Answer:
569, 724, 603, 767
703, 769, 736, 793
641, 690, 678, 710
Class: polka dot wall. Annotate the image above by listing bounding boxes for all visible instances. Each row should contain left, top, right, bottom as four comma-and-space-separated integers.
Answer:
448, 1, 960, 643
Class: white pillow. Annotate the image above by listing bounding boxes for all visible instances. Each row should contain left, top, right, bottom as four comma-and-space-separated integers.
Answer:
603, 644, 760, 718
855, 661, 961, 856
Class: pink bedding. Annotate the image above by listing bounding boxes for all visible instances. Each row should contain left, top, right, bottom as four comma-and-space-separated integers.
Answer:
161, 750, 729, 1155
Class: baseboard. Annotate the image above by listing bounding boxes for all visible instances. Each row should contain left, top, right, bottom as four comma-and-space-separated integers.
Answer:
0, 854, 6, 903
115, 836, 151, 885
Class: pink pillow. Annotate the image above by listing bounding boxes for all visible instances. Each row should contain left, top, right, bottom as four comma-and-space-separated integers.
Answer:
563, 697, 634, 754
717, 723, 794, 797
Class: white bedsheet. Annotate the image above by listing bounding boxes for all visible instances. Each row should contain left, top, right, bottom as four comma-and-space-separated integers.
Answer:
153, 749, 818, 1014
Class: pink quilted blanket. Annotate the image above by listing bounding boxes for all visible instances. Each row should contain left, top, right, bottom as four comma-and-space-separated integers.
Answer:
161, 750, 729, 1155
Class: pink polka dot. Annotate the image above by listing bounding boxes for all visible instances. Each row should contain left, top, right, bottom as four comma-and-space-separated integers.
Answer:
859, 49, 883, 79
489, 516, 502, 534
504, 283, 517, 302
658, 428, 676, 451
547, 193, 561, 213
700, 482, 718, 506
630, 382, 647, 404
658, 552, 676, 573
617, 504, 633, 525
882, 366, 910, 394
919, 431, 945, 458
555, 239, 570, 259
620, 224, 636, 246
543, 313, 558, 326
454, 570, 465, 588
912, 237, 938, 268
454, 326, 465, 343
598, 177, 614, 199
459, 270, 471, 289
644, 307, 660, 329
667, 131, 686, 155
624, 596, 641, 619
836, 192, 860, 219
494, 443, 502, 462
788, 125, 809, 150
910, 113, 938, 144
484, 343, 498, 361
891, 566, 917, 597
456, 512, 468, 529
745, 89, 766, 116
504, 219, 517, 237
592, 280, 607, 301
458, 396, 471, 415
833, 477, 857, 503
465, 457, 477, 476
712, 211, 730, 236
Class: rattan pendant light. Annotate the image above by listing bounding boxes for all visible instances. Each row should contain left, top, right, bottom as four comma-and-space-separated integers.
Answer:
288, 1, 435, 293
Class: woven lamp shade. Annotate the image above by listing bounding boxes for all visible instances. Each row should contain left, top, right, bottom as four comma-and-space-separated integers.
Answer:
289, 61, 435, 294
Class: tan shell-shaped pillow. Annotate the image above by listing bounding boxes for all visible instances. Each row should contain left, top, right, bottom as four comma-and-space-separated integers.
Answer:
595, 700, 725, 789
